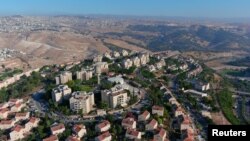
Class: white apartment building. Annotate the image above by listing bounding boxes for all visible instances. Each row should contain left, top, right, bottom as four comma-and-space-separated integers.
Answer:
122, 50, 129, 57
69, 91, 95, 114
52, 85, 72, 103
113, 51, 120, 58
93, 55, 103, 62
101, 85, 128, 108
55, 71, 72, 85
95, 62, 109, 73
122, 59, 133, 69
132, 57, 141, 67
76, 70, 93, 81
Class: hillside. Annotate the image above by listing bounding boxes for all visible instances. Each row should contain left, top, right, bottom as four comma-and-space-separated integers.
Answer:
106, 24, 250, 52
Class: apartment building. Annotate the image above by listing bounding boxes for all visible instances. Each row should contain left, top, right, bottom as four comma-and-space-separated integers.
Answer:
122, 59, 133, 69
76, 70, 93, 81
101, 85, 128, 108
52, 85, 72, 103
55, 71, 72, 85
69, 91, 95, 114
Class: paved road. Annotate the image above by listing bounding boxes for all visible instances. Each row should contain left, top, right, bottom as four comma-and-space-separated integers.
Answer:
231, 90, 250, 97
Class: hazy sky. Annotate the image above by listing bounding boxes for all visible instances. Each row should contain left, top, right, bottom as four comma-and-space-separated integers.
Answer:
0, 0, 249, 18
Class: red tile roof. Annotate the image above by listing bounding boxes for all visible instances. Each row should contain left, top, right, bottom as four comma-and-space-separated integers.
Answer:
97, 120, 110, 129
122, 118, 135, 125
66, 136, 80, 141
0, 120, 13, 125
29, 117, 38, 123
15, 112, 28, 117
0, 108, 9, 113
148, 119, 158, 127
158, 128, 166, 138
12, 125, 23, 132
51, 123, 65, 132
126, 129, 140, 137
43, 135, 58, 141
97, 131, 111, 141
182, 116, 191, 125
73, 124, 85, 133
15, 103, 22, 108
152, 105, 164, 111
140, 110, 150, 118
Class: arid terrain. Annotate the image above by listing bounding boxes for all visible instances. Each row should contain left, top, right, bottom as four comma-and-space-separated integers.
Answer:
1, 16, 250, 72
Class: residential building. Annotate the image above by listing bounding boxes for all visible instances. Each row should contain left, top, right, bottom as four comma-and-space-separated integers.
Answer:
104, 52, 112, 59
122, 50, 129, 57
148, 65, 156, 72
0, 108, 10, 119
15, 112, 30, 121
43, 135, 59, 141
154, 128, 167, 141
55, 71, 72, 85
69, 91, 95, 114
113, 51, 120, 58
156, 59, 166, 70
9, 125, 25, 141
132, 57, 141, 67
76, 70, 93, 81
10, 103, 24, 112
122, 59, 133, 69
8, 99, 23, 106
107, 75, 124, 85
0, 103, 9, 110
181, 129, 194, 141
95, 62, 109, 73
122, 117, 136, 129
201, 110, 212, 119
187, 65, 203, 78
52, 85, 72, 103
194, 82, 210, 91
125, 129, 141, 140
146, 119, 158, 131
24, 117, 40, 132
179, 64, 188, 70
66, 136, 80, 141
95, 120, 111, 133
51, 123, 65, 135
93, 55, 103, 62
72, 124, 87, 139
180, 116, 193, 131
152, 105, 164, 116
139, 53, 150, 65
175, 107, 184, 117
101, 85, 128, 108
95, 131, 112, 141
138, 110, 150, 121
0, 119, 15, 130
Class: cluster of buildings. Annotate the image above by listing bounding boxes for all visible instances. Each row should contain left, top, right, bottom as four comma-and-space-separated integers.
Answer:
101, 84, 128, 108
118, 104, 167, 141
160, 85, 196, 141
52, 85, 95, 114
122, 53, 150, 69
43, 123, 87, 141
0, 68, 39, 89
0, 98, 40, 141
148, 58, 166, 72
101, 50, 129, 60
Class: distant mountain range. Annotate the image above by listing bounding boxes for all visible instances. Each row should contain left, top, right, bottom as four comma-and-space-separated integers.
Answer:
106, 24, 250, 52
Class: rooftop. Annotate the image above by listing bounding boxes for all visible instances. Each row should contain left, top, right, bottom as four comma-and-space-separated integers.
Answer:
51, 123, 65, 132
